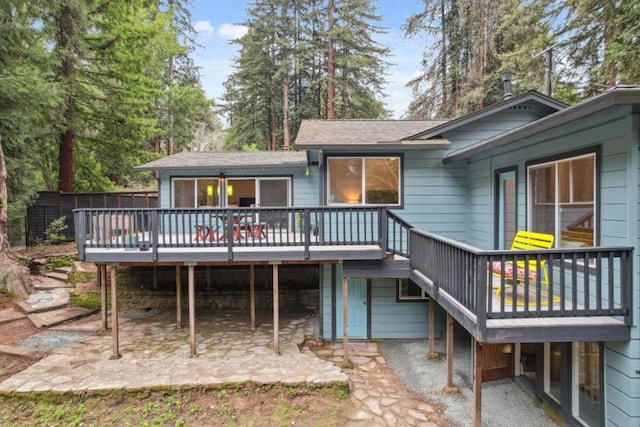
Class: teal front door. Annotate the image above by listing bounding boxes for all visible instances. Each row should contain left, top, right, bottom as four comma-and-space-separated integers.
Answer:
336, 278, 368, 338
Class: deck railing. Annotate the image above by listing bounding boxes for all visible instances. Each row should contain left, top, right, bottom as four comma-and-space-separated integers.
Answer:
410, 230, 632, 327
74, 206, 389, 260
387, 210, 411, 257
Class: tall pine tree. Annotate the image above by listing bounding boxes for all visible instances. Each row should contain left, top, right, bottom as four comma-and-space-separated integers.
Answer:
222, 0, 390, 151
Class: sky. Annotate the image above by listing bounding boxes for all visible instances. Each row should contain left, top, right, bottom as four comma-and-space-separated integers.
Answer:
188, 0, 430, 121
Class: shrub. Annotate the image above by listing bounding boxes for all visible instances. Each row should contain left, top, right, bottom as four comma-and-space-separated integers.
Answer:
45, 216, 68, 244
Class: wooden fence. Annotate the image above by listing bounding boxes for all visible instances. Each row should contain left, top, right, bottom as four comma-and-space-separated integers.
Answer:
26, 191, 157, 245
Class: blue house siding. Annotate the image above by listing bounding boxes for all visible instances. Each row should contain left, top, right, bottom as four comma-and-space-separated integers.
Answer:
604, 343, 640, 425
320, 263, 334, 339
398, 150, 468, 241
461, 107, 639, 426
370, 279, 432, 339
464, 109, 634, 249
319, 265, 441, 340
444, 102, 556, 153
465, 158, 493, 248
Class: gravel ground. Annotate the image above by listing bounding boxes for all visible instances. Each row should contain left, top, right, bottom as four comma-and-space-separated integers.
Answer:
380, 338, 557, 427
19, 331, 90, 353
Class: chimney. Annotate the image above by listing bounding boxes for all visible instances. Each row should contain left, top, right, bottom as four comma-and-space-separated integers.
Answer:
501, 71, 513, 99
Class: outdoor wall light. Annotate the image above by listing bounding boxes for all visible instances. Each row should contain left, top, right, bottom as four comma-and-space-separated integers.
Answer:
217, 173, 233, 197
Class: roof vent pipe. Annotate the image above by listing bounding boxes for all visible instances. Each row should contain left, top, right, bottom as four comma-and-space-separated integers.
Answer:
501, 71, 513, 99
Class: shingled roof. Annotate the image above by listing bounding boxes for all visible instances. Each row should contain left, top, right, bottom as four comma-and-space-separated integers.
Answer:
294, 119, 450, 150
134, 150, 308, 171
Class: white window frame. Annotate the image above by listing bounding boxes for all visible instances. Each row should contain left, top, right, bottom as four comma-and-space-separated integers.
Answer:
397, 279, 428, 301
527, 152, 597, 247
172, 177, 219, 208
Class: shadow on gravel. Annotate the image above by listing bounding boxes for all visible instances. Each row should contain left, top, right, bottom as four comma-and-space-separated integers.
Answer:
380, 338, 557, 427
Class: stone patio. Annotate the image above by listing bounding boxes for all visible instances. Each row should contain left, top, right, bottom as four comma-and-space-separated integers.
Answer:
0, 309, 347, 393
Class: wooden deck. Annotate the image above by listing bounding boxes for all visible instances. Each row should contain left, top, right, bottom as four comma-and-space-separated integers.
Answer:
416, 271, 630, 344
73, 207, 633, 344
74, 206, 399, 264
82, 242, 384, 264
410, 230, 633, 344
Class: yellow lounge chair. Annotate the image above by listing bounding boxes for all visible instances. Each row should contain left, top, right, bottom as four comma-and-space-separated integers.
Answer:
491, 230, 559, 306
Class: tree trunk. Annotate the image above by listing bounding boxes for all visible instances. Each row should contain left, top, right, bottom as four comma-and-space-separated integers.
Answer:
326, 0, 336, 120
0, 135, 32, 297
282, 75, 290, 150
168, 53, 175, 155
167, 0, 175, 155
270, 103, 277, 150
58, 128, 74, 192
440, 0, 447, 111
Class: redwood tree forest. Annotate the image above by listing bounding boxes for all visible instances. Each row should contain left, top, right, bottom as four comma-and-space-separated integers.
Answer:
221, 0, 391, 151
403, 0, 640, 118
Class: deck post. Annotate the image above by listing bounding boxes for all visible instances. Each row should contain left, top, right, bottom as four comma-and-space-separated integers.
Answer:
444, 313, 459, 393
153, 265, 158, 289
176, 265, 182, 328
250, 264, 256, 331
272, 263, 280, 354
100, 265, 107, 330
188, 264, 196, 356
342, 276, 349, 366
427, 298, 439, 359
110, 265, 120, 359
473, 338, 483, 427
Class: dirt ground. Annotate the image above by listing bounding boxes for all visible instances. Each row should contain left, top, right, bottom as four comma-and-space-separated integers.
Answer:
13, 242, 78, 259
0, 291, 45, 383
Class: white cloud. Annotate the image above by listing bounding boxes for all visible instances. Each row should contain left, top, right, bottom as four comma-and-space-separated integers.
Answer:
193, 20, 214, 38
218, 23, 249, 41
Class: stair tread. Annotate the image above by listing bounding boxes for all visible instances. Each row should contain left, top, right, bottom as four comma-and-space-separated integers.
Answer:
43, 271, 69, 281
17, 289, 70, 314
0, 344, 44, 359
0, 309, 26, 325
28, 307, 96, 328
33, 280, 74, 290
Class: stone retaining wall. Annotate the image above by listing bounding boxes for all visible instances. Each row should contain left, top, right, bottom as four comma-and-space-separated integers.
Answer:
106, 264, 320, 311
113, 288, 319, 311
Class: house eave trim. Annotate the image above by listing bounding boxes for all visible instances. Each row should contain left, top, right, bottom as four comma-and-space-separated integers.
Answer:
443, 87, 640, 165
407, 90, 568, 140
134, 161, 308, 172
296, 140, 450, 151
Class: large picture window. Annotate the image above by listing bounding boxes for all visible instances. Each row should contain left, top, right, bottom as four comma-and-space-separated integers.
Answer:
528, 152, 596, 247
173, 178, 219, 208
327, 156, 401, 205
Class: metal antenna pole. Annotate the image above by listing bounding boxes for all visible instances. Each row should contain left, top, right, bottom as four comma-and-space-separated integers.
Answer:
539, 44, 558, 97
545, 49, 553, 97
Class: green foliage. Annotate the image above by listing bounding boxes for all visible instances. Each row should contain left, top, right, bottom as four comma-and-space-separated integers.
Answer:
0, 0, 214, 203
49, 255, 76, 269
0, 385, 348, 426
404, 0, 640, 118
0, 274, 16, 298
69, 291, 101, 310
44, 216, 68, 244
222, 0, 390, 151
0, 1, 59, 222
